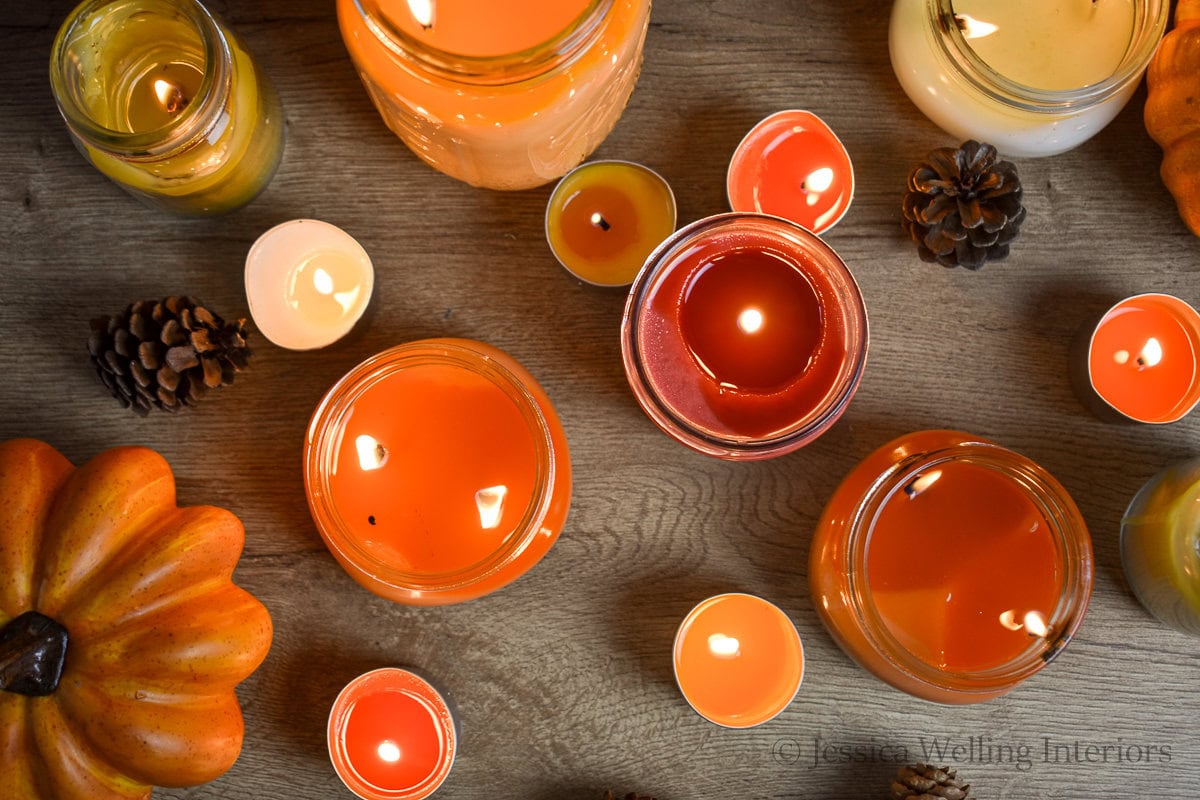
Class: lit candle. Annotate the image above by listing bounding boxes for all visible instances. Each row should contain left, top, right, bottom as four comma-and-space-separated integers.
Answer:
621, 213, 868, 460
889, 0, 1168, 156
1121, 459, 1200, 636
1073, 294, 1200, 423
50, 0, 284, 216
337, 0, 652, 189
726, 110, 854, 235
811, 430, 1093, 703
545, 161, 677, 287
245, 220, 374, 351
328, 668, 456, 800
673, 594, 804, 728
304, 339, 572, 605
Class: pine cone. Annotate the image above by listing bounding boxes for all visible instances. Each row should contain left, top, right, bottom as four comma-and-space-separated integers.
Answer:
901, 140, 1025, 270
87, 296, 251, 415
890, 764, 971, 800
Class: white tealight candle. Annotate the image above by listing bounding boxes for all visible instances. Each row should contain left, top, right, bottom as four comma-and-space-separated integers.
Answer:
245, 219, 374, 350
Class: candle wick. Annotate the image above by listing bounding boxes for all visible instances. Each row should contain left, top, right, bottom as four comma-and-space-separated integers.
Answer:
590, 212, 612, 231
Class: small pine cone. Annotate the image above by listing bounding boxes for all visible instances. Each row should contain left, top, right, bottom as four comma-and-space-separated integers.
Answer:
901, 140, 1025, 270
87, 296, 251, 415
890, 764, 971, 800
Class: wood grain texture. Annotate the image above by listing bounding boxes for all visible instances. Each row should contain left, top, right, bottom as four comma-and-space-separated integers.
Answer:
2, 1, 1198, 798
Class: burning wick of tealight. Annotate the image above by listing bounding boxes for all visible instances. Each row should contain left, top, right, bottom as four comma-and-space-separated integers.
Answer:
590, 212, 612, 231
408, 0, 435, 29
153, 78, 189, 114
953, 13, 999, 39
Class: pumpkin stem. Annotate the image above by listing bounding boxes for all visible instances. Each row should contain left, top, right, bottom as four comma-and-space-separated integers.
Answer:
0, 611, 69, 697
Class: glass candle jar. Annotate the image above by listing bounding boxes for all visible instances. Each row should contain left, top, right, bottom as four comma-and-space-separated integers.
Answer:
328, 668, 458, 800
1121, 460, 1200, 635
810, 430, 1093, 704
337, 0, 651, 190
50, 0, 285, 215
889, 0, 1168, 157
305, 339, 571, 605
621, 213, 868, 460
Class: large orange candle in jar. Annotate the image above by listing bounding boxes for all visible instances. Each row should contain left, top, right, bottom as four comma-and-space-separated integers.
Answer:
1074, 294, 1200, 424
304, 339, 571, 605
337, 0, 652, 190
673, 594, 804, 728
810, 430, 1093, 704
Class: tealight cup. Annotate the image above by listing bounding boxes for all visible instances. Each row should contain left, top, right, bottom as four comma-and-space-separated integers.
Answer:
810, 430, 1093, 704
673, 593, 804, 728
621, 212, 868, 460
1070, 294, 1200, 424
545, 160, 677, 287
727, 110, 854, 235
328, 668, 457, 800
245, 219, 374, 351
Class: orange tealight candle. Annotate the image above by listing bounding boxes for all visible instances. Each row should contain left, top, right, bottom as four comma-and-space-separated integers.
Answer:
1076, 294, 1200, 424
673, 593, 804, 728
545, 161, 677, 287
727, 110, 854, 235
328, 668, 456, 800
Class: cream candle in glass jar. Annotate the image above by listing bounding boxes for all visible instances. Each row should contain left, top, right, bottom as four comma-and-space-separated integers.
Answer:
889, 0, 1167, 157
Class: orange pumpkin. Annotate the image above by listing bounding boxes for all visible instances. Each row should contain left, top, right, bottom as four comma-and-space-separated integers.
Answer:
0, 438, 272, 799
1145, 0, 1200, 235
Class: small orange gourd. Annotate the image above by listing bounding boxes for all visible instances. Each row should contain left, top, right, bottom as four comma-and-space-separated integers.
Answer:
1145, 0, 1200, 235
0, 439, 273, 799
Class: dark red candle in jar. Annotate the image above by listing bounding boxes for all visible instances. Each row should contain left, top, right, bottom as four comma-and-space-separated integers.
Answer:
622, 213, 867, 459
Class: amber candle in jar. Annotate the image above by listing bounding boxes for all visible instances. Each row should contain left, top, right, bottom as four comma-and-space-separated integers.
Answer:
50, 0, 284, 215
621, 213, 868, 460
809, 430, 1093, 704
304, 339, 572, 605
337, 0, 651, 190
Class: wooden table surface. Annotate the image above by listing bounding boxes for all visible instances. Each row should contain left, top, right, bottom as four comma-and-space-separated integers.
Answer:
3, 1, 1199, 798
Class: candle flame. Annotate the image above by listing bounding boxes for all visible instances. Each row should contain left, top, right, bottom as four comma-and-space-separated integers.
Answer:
377, 741, 402, 763
355, 435, 389, 472
903, 469, 942, 499
407, 0, 435, 29
1137, 337, 1163, 368
802, 167, 835, 194
152, 78, 188, 114
707, 633, 741, 658
1023, 610, 1049, 638
954, 13, 999, 39
475, 485, 508, 530
737, 307, 764, 334
590, 212, 612, 231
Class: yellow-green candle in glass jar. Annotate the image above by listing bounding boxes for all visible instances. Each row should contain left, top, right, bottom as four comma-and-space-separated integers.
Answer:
1121, 460, 1200, 636
50, 0, 284, 216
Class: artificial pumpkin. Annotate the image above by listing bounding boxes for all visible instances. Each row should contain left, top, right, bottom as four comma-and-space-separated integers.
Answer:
1145, 0, 1200, 236
0, 438, 273, 799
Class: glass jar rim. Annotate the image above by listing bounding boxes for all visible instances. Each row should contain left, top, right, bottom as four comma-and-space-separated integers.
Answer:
620, 212, 869, 459
844, 438, 1093, 695
349, 0, 611, 86
304, 339, 560, 596
930, 0, 1168, 114
50, 0, 232, 157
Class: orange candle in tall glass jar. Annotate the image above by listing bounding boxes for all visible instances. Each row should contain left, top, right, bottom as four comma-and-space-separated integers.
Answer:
673, 594, 804, 728
304, 339, 572, 605
337, 0, 652, 190
546, 161, 676, 287
1077, 294, 1200, 424
810, 431, 1093, 704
